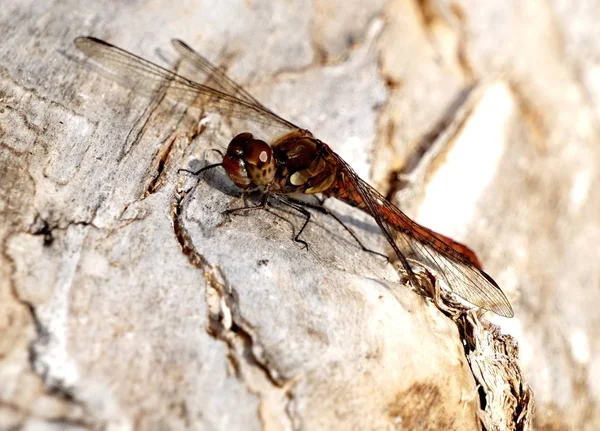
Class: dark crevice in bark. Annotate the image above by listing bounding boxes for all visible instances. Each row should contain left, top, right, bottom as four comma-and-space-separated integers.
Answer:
0, 230, 94, 429
384, 84, 476, 201
170, 185, 279, 385
412, 0, 475, 81
170, 181, 295, 427
144, 113, 208, 197
449, 4, 476, 82
30, 215, 55, 247
28, 214, 97, 241
144, 133, 178, 196
508, 80, 549, 150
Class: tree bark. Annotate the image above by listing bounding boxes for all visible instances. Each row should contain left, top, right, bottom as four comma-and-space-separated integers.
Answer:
5, 0, 599, 429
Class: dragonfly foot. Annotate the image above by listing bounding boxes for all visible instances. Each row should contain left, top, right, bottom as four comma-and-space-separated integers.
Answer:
295, 238, 309, 251
361, 247, 389, 263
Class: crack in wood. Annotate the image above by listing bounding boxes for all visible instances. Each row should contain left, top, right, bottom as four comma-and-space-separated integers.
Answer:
144, 114, 208, 197
29, 215, 55, 247
508, 80, 548, 151
144, 133, 178, 196
384, 83, 478, 202
450, 4, 476, 82
0, 231, 94, 429
412, 0, 475, 81
170, 183, 297, 428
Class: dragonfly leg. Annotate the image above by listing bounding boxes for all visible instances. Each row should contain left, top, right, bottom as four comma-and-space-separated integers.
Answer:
279, 196, 389, 262
224, 193, 310, 250
272, 197, 312, 250
224, 192, 270, 216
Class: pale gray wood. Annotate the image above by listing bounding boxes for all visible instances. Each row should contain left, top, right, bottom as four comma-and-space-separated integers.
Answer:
10, 0, 596, 429
376, 0, 600, 429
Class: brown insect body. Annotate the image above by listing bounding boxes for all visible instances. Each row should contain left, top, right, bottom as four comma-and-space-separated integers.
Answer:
74, 36, 514, 318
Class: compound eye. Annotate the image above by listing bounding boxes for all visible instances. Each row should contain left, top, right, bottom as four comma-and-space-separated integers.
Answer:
246, 139, 272, 168
228, 133, 254, 158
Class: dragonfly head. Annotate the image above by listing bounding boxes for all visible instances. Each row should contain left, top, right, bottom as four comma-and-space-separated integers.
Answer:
223, 132, 276, 189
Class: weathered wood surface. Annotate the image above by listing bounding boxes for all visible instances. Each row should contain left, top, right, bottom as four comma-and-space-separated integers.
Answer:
2, 0, 599, 429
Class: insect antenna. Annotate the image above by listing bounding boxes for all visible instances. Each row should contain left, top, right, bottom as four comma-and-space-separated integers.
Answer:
178, 162, 223, 176
178, 149, 225, 176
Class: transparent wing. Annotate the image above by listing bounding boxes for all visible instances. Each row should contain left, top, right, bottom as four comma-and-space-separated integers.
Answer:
74, 37, 298, 132
326, 149, 514, 318
171, 39, 265, 107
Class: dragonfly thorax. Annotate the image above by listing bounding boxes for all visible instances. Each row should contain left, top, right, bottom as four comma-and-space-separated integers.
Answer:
75, 37, 514, 318
222, 132, 276, 189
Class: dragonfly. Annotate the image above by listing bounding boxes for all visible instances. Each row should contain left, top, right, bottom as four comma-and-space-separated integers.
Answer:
74, 36, 514, 318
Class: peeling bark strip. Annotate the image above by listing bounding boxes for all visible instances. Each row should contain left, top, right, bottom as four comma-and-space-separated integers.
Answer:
458, 315, 535, 431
